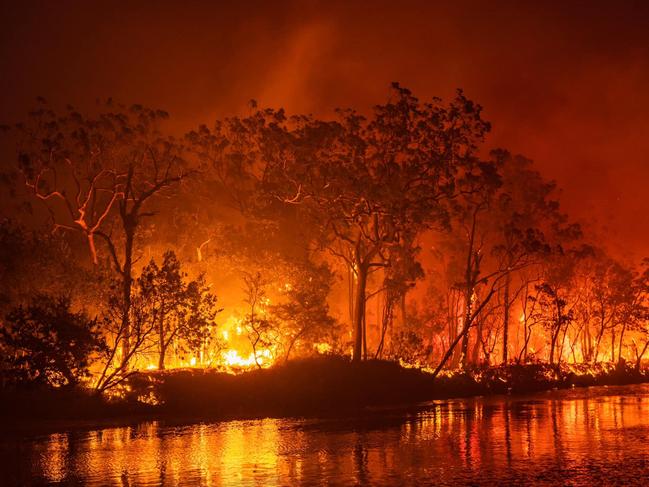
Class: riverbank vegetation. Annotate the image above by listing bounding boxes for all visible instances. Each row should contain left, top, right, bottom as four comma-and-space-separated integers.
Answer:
1, 357, 647, 427
1, 85, 648, 419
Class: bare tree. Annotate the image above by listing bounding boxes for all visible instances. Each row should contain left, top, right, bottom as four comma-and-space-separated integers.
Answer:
14, 101, 191, 372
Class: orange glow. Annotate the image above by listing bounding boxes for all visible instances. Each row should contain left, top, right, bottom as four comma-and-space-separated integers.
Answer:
222, 348, 273, 369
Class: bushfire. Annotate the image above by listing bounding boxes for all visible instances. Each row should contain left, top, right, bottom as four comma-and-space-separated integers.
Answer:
0, 84, 646, 399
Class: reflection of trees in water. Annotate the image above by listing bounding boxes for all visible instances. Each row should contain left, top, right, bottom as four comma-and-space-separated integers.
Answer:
11, 388, 649, 485
504, 407, 512, 469
352, 434, 369, 485
550, 399, 565, 471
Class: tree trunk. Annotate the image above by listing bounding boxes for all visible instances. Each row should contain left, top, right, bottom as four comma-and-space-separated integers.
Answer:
593, 317, 606, 363
519, 323, 530, 364
549, 296, 562, 365
252, 335, 262, 369
558, 320, 570, 364
432, 321, 471, 378
432, 285, 497, 378
362, 311, 368, 360
87, 233, 99, 266
635, 339, 649, 372
549, 327, 560, 365
460, 210, 478, 370
502, 274, 510, 364
473, 320, 483, 364
158, 313, 166, 370
158, 346, 166, 370
352, 263, 368, 362
120, 223, 135, 366
459, 290, 473, 369
617, 323, 627, 365
375, 291, 393, 359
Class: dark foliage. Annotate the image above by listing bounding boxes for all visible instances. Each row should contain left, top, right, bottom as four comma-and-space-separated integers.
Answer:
119, 358, 649, 420
0, 295, 107, 387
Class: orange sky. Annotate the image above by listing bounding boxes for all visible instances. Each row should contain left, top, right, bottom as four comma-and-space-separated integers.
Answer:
1, 0, 647, 259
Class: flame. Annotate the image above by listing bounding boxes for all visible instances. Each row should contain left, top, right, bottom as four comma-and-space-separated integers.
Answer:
314, 342, 332, 354
222, 348, 273, 369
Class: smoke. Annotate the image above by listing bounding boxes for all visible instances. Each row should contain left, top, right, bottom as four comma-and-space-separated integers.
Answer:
1, 0, 648, 257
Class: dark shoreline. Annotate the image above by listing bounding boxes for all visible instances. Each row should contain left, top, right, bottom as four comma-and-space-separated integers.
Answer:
2, 357, 647, 436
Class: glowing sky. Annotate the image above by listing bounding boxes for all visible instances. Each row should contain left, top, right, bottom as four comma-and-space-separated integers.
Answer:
1, 0, 647, 257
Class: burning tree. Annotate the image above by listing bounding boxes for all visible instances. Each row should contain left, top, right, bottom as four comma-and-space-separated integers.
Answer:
528, 241, 590, 365
629, 260, 649, 370
245, 84, 491, 362
138, 250, 220, 370
3, 84, 649, 396
490, 150, 559, 364
11, 101, 191, 374
428, 149, 557, 374
241, 271, 277, 369
270, 261, 337, 362
442, 154, 502, 370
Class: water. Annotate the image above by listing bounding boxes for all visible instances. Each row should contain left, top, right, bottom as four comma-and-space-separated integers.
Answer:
4, 384, 649, 486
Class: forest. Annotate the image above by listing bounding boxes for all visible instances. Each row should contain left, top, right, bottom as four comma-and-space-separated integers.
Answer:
1, 84, 648, 401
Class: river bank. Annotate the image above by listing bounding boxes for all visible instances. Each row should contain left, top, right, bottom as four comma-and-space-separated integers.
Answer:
1, 357, 647, 433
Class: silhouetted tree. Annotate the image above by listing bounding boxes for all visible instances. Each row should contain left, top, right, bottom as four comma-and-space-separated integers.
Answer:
138, 250, 220, 369
529, 242, 590, 364
451, 156, 502, 368
1, 295, 106, 387
271, 261, 337, 362
12, 101, 191, 367
255, 85, 490, 361
490, 151, 557, 364
630, 260, 649, 370
241, 271, 278, 369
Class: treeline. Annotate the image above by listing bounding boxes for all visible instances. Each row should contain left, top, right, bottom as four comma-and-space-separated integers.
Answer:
0, 84, 648, 393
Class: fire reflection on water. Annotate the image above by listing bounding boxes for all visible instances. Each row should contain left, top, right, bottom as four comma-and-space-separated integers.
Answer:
7, 384, 649, 486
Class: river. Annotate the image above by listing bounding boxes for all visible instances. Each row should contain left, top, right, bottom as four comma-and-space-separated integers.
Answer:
4, 384, 649, 486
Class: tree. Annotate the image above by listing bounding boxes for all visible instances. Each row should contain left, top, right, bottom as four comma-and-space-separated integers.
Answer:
94, 276, 157, 393
270, 261, 337, 362
572, 253, 633, 363
374, 241, 424, 359
528, 242, 589, 364
14, 101, 124, 265
386, 304, 434, 365
425, 149, 570, 372
629, 260, 649, 370
241, 271, 278, 369
187, 85, 491, 363
257, 85, 490, 362
515, 271, 544, 363
138, 250, 220, 369
448, 156, 502, 368
13, 101, 191, 367
1, 295, 106, 387
490, 151, 558, 364
530, 282, 574, 365
0, 219, 97, 313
